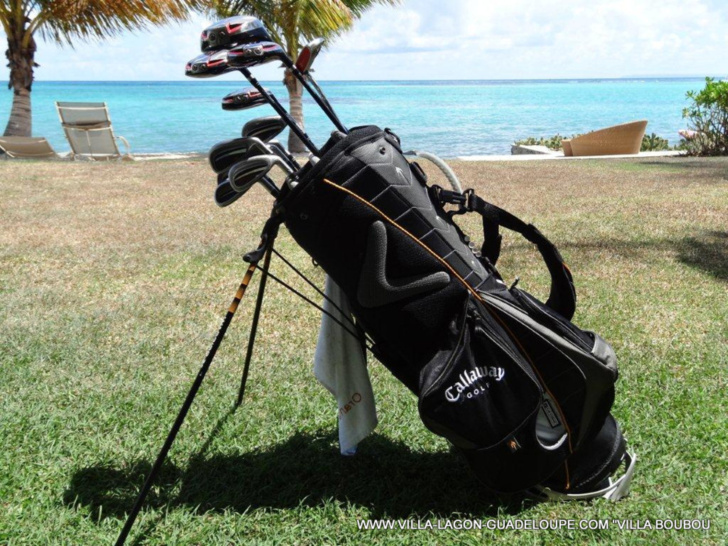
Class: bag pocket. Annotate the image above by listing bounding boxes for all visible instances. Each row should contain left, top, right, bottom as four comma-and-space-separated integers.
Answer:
418, 296, 543, 450
511, 288, 595, 352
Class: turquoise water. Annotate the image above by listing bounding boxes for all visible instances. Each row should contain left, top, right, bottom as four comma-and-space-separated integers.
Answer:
0, 78, 703, 157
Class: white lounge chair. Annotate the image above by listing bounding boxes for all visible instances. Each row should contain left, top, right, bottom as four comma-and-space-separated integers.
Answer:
0, 136, 59, 159
56, 102, 132, 160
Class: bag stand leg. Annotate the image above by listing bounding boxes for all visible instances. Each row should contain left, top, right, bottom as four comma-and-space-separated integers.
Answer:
236, 244, 273, 407
114, 262, 260, 546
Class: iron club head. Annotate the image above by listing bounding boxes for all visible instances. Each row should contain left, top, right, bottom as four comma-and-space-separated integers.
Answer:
214, 177, 245, 207
228, 154, 292, 193
209, 137, 265, 174
242, 116, 287, 141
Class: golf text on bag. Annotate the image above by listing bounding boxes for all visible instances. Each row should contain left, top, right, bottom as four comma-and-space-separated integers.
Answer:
444, 366, 505, 403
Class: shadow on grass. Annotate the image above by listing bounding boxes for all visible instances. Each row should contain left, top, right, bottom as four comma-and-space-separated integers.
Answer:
539, 230, 728, 282
636, 157, 728, 173
674, 230, 728, 281
65, 428, 527, 526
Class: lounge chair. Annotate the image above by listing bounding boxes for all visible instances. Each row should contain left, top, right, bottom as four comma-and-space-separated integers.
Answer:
562, 120, 648, 157
0, 136, 59, 159
56, 101, 132, 160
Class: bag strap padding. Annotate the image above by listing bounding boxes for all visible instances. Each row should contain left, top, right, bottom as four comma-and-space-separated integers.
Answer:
469, 193, 577, 321
434, 187, 577, 321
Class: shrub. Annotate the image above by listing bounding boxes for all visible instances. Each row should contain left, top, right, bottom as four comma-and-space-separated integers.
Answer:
682, 77, 728, 156
641, 132, 671, 151
514, 134, 579, 151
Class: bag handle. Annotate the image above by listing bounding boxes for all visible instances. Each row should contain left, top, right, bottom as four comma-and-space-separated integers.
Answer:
434, 187, 577, 320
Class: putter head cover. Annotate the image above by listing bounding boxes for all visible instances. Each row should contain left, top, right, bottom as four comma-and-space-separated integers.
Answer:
201, 17, 271, 52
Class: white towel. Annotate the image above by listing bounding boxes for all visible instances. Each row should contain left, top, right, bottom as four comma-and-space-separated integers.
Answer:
314, 276, 378, 455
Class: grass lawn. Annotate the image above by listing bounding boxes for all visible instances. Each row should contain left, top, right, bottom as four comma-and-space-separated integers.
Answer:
1, 156, 726, 545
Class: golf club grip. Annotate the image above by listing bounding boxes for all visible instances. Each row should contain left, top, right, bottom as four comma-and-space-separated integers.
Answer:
114, 265, 258, 546
239, 68, 320, 155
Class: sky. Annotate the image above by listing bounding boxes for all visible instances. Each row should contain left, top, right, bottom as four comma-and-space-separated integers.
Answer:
1, 0, 727, 81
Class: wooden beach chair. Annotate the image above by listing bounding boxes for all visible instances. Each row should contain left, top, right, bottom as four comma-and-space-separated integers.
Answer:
56, 102, 132, 160
562, 120, 648, 157
0, 136, 59, 159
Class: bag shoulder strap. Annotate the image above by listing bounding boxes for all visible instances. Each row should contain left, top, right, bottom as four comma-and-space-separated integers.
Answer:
434, 187, 577, 320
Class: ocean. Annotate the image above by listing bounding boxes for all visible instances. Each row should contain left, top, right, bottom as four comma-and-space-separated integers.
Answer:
0, 78, 704, 157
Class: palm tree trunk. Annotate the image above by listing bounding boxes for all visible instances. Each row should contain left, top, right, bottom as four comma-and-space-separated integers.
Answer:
4, 19, 37, 137
284, 69, 307, 153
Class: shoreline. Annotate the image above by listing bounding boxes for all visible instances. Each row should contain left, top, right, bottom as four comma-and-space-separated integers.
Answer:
127, 150, 684, 162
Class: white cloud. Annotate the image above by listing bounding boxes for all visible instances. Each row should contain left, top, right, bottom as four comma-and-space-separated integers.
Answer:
0, 1, 726, 81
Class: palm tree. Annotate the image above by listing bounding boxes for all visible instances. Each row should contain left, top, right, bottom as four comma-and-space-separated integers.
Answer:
1, 0, 202, 137
211, 0, 398, 152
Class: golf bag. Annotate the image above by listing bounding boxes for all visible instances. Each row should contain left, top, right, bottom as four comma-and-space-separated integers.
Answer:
277, 125, 633, 497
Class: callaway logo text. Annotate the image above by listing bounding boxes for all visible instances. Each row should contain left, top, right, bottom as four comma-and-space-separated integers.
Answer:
445, 366, 505, 402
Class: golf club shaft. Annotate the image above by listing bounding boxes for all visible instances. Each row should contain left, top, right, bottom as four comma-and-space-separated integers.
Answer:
282, 59, 348, 133
239, 67, 320, 155
269, 141, 300, 171
306, 75, 339, 126
114, 264, 259, 546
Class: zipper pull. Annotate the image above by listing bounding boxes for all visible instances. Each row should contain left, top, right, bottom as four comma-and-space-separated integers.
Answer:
509, 276, 520, 291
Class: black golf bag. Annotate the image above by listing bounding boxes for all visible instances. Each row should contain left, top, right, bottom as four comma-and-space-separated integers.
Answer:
276, 125, 633, 497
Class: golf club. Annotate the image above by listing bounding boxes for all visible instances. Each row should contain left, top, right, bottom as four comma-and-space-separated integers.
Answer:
185, 50, 236, 78
229, 154, 294, 193
227, 41, 347, 133
215, 178, 246, 207
241, 117, 299, 169
185, 50, 320, 155
245, 136, 299, 173
242, 115, 286, 141
209, 137, 257, 174
237, 65, 320, 154
294, 37, 340, 125
222, 87, 270, 111
201, 16, 271, 52
209, 136, 298, 176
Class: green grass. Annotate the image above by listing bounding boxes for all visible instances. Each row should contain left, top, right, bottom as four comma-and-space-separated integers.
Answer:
1, 156, 726, 544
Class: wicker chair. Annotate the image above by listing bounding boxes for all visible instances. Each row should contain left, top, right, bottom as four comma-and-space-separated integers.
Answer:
562, 120, 647, 157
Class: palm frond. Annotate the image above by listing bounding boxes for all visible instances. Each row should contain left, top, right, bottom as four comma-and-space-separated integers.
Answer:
29, 0, 204, 44
209, 0, 400, 53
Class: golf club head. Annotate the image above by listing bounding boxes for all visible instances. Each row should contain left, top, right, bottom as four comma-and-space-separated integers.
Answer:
244, 139, 297, 173
209, 137, 259, 174
267, 140, 300, 170
228, 154, 286, 193
295, 37, 325, 73
214, 177, 245, 207
201, 17, 271, 52
227, 41, 287, 68
222, 88, 270, 111
242, 116, 287, 141
185, 50, 233, 78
